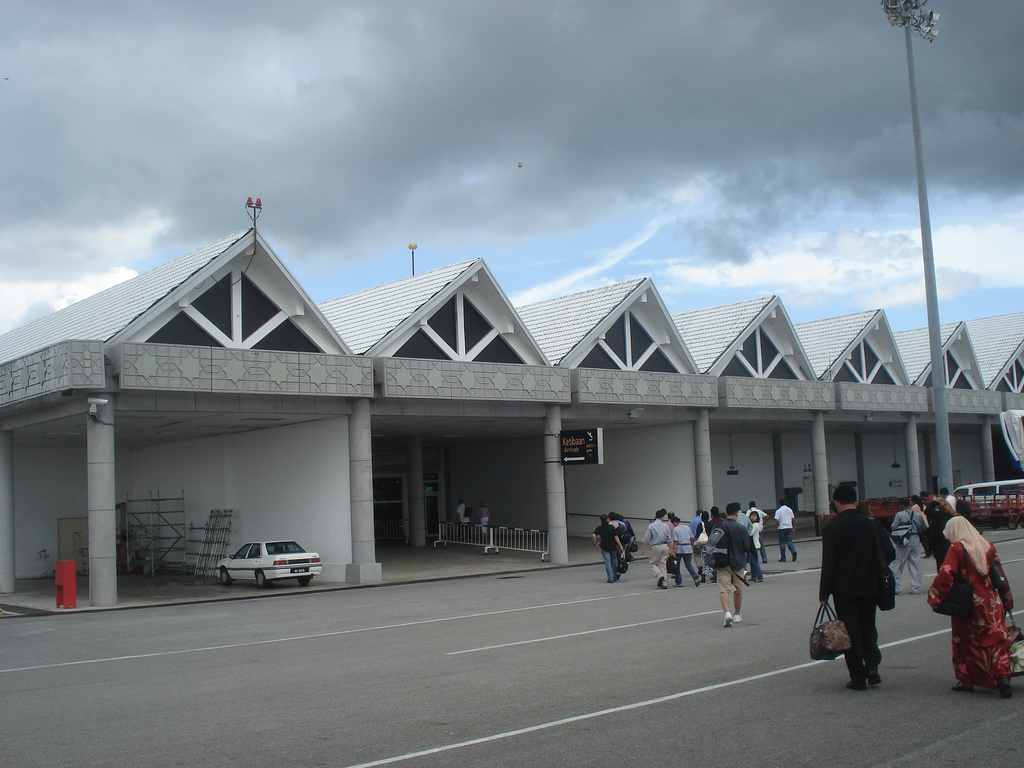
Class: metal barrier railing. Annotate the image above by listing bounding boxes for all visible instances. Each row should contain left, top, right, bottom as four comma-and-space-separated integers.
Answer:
435, 522, 549, 561
375, 519, 408, 542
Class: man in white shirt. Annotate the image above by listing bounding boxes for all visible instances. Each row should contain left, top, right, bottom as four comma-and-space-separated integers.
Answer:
774, 499, 797, 562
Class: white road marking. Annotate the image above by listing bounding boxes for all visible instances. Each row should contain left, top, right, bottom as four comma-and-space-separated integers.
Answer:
342, 626, 954, 768
0, 589, 663, 674
447, 610, 720, 655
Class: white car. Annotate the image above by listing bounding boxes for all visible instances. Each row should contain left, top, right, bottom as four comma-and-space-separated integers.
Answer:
216, 541, 322, 588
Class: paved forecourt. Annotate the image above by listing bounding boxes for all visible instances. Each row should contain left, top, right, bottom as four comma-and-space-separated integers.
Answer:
1, 533, 1022, 768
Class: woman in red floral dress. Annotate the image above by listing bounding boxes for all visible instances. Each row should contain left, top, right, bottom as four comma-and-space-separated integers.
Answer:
927, 516, 1014, 698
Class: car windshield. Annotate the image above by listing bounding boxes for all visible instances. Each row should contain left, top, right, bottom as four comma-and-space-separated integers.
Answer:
266, 541, 305, 555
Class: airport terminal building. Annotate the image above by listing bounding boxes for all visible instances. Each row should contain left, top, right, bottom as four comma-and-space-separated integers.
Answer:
2, 228, 1023, 605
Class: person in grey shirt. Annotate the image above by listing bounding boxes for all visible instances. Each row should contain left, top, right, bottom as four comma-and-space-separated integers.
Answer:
640, 508, 673, 589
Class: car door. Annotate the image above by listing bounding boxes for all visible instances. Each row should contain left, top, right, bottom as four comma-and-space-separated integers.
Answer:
229, 543, 261, 580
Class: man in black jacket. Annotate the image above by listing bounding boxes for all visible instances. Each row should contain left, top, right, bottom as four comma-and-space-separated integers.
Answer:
819, 485, 896, 691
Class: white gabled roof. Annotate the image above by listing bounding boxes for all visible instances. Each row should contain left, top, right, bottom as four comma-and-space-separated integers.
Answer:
319, 261, 475, 355
673, 296, 815, 379
894, 322, 959, 385
517, 279, 696, 372
965, 312, 1024, 389
0, 232, 248, 364
795, 309, 909, 384
795, 310, 879, 378
672, 296, 774, 374
320, 259, 548, 364
516, 280, 643, 364
894, 321, 984, 389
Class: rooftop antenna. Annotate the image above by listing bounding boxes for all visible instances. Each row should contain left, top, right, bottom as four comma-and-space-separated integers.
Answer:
245, 196, 262, 232
409, 242, 417, 276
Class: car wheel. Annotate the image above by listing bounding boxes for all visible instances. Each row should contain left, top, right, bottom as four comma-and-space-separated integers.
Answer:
297, 576, 311, 586
219, 567, 232, 586
255, 570, 268, 588
1009, 514, 1020, 531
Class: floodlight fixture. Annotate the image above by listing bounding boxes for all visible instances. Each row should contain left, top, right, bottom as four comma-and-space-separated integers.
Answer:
881, 0, 939, 42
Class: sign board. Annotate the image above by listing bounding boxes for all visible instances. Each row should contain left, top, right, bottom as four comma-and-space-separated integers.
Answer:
561, 428, 603, 465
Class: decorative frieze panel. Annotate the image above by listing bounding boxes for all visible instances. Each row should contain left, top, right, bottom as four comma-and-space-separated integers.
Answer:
0, 340, 105, 407
1004, 392, 1024, 411
943, 388, 1002, 415
574, 368, 717, 407
719, 376, 834, 410
118, 344, 372, 397
378, 359, 570, 402
835, 383, 929, 412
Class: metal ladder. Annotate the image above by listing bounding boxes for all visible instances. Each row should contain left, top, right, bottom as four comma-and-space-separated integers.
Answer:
190, 509, 233, 585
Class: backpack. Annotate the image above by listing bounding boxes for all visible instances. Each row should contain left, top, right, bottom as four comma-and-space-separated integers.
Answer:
889, 511, 916, 547
708, 524, 732, 568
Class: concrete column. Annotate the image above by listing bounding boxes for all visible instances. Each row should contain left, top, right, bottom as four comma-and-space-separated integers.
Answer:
543, 405, 568, 565
854, 433, 866, 497
407, 434, 425, 547
347, 399, 382, 583
694, 408, 714, 512
981, 416, 995, 483
905, 415, 921, 495
87, 395, 117, 607
0, 430, 14, 594
810, 412, 830, 518
772, 433, 785, 505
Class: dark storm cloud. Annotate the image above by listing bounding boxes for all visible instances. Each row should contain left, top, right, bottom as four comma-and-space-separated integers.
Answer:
1, 0, 1021, 279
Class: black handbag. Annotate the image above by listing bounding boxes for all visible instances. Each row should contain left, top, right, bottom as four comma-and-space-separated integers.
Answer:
874, 521, 896, 611
933, 578, 973, 618
666, 554, 680, 576
933, 554, 975, 618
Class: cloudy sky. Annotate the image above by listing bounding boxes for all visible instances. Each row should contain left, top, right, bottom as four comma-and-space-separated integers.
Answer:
2, 0, 1022, 338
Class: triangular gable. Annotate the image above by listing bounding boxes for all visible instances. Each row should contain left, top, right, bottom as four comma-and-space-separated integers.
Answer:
517, 279, 697, 373
320, 260, 548, 365
894, 322, 983, 389
795, 309, 909, 385
965, 312, 1024, 392
0, 232, 249, 364
674, 296, 814, 380
117, 230, 350, 355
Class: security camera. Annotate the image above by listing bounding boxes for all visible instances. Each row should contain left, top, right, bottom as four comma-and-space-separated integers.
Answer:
87, 397, 109, 417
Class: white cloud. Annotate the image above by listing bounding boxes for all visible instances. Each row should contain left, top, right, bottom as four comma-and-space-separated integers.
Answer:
0, 210, 170, 333
656, 217, 1024, 314
0, 267, 139, 333
510, 217, 665, 305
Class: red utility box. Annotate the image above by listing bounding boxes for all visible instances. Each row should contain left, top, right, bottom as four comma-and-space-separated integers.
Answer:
55, 560, 77, 609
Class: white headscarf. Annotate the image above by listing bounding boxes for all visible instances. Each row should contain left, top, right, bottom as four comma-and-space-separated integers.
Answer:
943, 516, 990, 575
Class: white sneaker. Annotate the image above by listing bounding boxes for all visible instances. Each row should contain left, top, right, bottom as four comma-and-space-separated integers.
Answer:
733, 614, 742, 624
723, 612, 733, 627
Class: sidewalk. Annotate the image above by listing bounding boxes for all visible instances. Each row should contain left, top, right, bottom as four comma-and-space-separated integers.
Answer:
1, 523, 822, 617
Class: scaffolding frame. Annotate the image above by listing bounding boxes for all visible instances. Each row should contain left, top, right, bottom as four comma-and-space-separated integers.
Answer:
122, 492, 187, 576
189, 509, 233, 585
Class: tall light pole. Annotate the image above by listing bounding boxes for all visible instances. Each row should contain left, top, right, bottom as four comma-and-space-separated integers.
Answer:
881, 0, 952, 492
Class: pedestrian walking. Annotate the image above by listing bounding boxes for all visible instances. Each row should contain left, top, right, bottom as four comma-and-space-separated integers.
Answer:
640, 509, 673, 589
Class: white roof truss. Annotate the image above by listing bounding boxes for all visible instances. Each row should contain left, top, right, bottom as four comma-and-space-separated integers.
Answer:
711, 297, 815, 380
117, 230, 350, 355
824, 311, 909, 385
368, 260, 548, 365
559, 280, 696, 373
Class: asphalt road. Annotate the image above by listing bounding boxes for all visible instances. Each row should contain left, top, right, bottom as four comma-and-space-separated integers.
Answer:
2, 534, 1023, 768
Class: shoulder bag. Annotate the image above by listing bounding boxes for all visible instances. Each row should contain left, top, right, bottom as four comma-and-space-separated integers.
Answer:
873, 521, 896, 611
932, 554, 974, 618
810, 601, 852, 661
